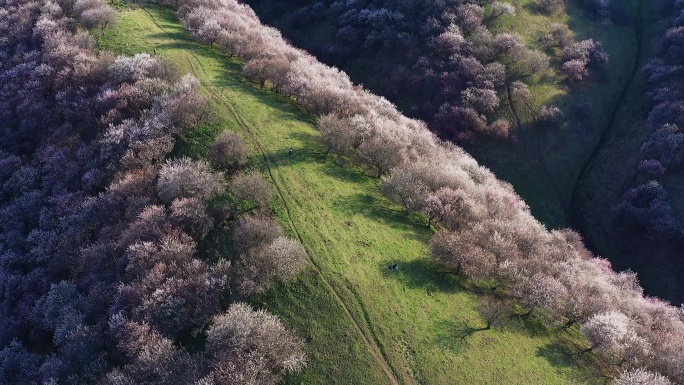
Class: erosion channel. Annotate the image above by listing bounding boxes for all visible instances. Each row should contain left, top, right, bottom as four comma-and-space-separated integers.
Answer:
571, 0, 684, 303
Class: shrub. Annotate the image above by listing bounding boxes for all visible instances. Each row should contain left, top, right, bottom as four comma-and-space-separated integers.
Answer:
231, 173, 274, 208
209, 131, 250, 169
157, 158, 225, 203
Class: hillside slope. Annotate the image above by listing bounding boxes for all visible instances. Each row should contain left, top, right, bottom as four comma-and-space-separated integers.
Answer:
242, 0, 642, 228
100, 5, 603, 384
243, 0, 680, 303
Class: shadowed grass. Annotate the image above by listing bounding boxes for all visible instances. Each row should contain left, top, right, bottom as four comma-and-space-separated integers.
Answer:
100, 5, 605, 384
470, 0, 646, 230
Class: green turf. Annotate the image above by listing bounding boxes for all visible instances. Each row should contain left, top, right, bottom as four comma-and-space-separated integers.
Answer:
99, 5, 605, 384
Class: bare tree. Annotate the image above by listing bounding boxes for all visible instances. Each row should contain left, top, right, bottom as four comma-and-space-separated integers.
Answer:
479, 296, 512, 330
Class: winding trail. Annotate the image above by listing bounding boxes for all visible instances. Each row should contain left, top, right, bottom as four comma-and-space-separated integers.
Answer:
569, 0, 644, 235
139, 6, 406, 385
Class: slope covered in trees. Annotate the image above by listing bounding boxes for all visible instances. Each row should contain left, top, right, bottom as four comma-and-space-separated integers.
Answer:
4, 0, 684, 384
163, 0, 684, 381
575, 0, 684, 303
242, 0, 684, 304
98, 5, 605, 384
105, 0, 684, 383
0, 0, 308, 383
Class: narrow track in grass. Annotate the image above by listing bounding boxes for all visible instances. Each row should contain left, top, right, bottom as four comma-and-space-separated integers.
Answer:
139, 6, 406, 385
569, 0, 644, 241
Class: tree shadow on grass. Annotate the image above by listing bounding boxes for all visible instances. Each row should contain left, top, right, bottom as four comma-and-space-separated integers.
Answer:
259, 131, 329, 165
262, 144, 320, 166
434, 319, 488, 354
536, 342, 607, 384
504, 312, 554, 339
321, 159, 375, 184
537, 342, 577, 369
333, 193, 431, 240
379, 258, 465, 295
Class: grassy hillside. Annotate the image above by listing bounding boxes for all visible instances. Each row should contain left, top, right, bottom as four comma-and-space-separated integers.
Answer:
242, 0, 681, 303
99, 5, 604, 384
467, 0, 646, 230
243, 0, 645, 230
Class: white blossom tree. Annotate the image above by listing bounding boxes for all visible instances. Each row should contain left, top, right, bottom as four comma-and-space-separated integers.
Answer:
157, 158, 225, 203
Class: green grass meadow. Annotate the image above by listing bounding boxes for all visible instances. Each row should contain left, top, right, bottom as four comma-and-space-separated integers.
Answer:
99, 5, 605, 384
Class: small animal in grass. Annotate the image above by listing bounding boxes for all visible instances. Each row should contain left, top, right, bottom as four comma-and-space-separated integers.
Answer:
388, 263, 398, 271
288, 147, 294, 156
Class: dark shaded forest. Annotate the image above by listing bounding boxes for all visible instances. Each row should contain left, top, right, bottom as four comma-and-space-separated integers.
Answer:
243, 0, 615, 142
608, 1, 684, 302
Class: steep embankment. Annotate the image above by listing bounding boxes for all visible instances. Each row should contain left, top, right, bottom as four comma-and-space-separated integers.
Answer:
570, 0, 645, 246
472, 0, 645, 229
571, 0, 682, 302
101, 5, 603, 384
